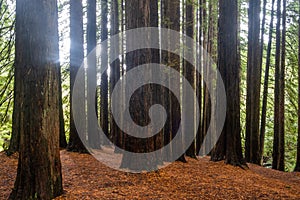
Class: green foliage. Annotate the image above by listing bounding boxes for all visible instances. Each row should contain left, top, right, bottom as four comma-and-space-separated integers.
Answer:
0, 0, 14, 152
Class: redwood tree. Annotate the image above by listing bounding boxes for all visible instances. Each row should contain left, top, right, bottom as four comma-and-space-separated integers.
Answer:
100, 0, 109, 142
273, 0, 285, 171
245, 0, 261, 165
9, 0, 63, 199
68, 0, 88, 153
211, 0, 245, 167
260, 0, 276, 164
87, 0, 100, 148
120, 0, 158, 170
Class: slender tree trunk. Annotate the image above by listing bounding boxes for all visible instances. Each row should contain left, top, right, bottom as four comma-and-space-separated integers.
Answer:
184, 0, 196, 158
110, 0, 120, 148
273, 0, 285, 171
100, 0, 109, 143
161, 0, 172, 161
59, 68, 67, 148
211, 0, 245, 167
278, 0, 286, 171
245, 0, 261, 165
196, 0, 205, 155
87, 0, 100, 148
68, 0, 88, 153
295, 0, 300, 172
9, 0, 63, 199
260, 0, 275, 164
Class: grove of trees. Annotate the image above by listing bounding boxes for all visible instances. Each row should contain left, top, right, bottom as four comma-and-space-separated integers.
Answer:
0, 0, 299, 198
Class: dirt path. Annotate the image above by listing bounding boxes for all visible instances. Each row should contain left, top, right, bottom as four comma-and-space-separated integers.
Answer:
1, 151, 300, 199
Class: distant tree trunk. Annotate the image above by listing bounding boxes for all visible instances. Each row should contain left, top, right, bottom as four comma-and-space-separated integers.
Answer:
201, 0, 217, 156
110, 0, 121, 148
196, 0, 205, 155
295, 0, 300, 172
150, 0, 163, 164
273, 0, 285, 171
100, 0, 109, 143
245, 0, 261, 165
87, 0, 100, 148
211, 0, 245, 167
260, 0, 275, 164
161, 0, 172, 161
59, 68, 67, 148
9, 0, 63, 199
68, 0, 88, 153
184, 0, 196, 158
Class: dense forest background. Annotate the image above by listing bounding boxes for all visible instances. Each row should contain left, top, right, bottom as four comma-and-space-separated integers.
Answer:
0, 0, 299, 171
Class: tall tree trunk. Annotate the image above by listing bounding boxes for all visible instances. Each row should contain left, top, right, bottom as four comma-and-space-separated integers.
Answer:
196, 0, 205, 155
273, 0, 285, 171
100, 0, 109, 143
211, 0, 245, 167
295, 0, 300, 172
150, 0, 163, 164
245, 0, 261, 165
110, 0, 121, 148
68, 0, 88, 153
87, 0, 100, 148
260, 0, 275, 164
161, 0, 172, 161
184, 0, 196, 159
9, 0, 63, 199
120, 0, 158, 171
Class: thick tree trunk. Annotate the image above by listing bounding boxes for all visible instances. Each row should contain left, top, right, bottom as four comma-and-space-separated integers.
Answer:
120, 0, 158, 171
211, 0, 245, 167
260, 0, 275, 164
9, 0, 63, 199
68, 0, 88, 153
245, 0, 261, 165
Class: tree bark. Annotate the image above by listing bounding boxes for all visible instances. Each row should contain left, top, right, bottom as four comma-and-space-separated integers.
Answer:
211, 0, 245, 167
184, 0, 196, 158
9, 0, 63, 199
245, 0, 261, 165
100, 0, 109, 144
87, 0, 100, 149
120, 0, 158, 171
260, 0, 275, 165
273, 0, 285, 171
68, 0, 88, 153
110, 0, 121, 149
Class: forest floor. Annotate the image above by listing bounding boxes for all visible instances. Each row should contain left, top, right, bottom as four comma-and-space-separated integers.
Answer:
1, 150, 300, 199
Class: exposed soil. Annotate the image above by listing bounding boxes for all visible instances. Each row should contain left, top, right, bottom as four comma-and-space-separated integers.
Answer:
1, 150, 300, 199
